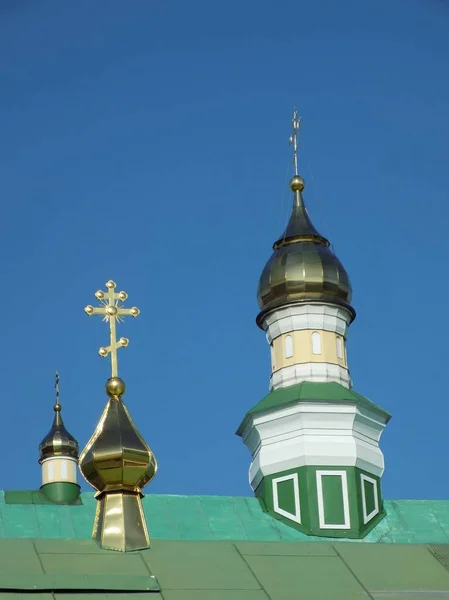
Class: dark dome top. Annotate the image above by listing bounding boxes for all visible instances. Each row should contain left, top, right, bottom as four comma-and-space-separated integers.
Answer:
39, 403, 79, 463
256, 176, 354, 327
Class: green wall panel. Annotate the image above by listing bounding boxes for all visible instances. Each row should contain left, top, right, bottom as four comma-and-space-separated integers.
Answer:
321, 474, 346, 526
257, 465, 385, 539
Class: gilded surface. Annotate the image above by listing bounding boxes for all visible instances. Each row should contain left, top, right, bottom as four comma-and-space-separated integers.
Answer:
84, 280, 140, 378
79, 385, 157, 493
257, 114, 354, 326
95, 491, 150, 552
81, 281, 157, 552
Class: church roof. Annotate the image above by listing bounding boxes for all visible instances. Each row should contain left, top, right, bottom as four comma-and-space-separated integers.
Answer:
2, 494, 449, 599
2, 538, 449, 600
2, 492, 449, 545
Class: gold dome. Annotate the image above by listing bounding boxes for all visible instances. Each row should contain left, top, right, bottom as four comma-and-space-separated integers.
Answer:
39, 402, 79, 463
79, 380, 157, 494
257, 176, 354, 327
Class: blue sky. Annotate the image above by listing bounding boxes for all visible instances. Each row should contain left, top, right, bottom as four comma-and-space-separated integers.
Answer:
0, 0, 448, 500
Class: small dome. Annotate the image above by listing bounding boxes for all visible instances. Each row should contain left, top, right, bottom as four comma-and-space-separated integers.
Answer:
257, 177, 354, 326
39, 403, 79, 463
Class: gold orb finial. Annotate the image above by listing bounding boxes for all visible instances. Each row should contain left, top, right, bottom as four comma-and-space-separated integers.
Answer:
106, 377, 126, 398
289, 175, 305, 192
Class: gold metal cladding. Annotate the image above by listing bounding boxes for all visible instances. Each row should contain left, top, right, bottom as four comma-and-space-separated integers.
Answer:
93, 491, 150, 552
256, 113, 355, 327
81, 280, 156, 551
79, 389, 157, 493
79, 375, 157, 552
84, 280, 140, 378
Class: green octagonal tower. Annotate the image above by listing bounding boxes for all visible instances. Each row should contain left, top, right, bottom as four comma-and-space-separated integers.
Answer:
237, 112, 391, 539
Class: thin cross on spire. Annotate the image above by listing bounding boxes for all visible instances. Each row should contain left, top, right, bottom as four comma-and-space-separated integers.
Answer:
289, 109, 301, 176
55, 370, 60, 409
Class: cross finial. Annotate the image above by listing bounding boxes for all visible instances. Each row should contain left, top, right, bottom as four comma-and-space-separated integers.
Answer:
289, 109, 301, 176
84, 280, 140, 378
54, 370, 61, 410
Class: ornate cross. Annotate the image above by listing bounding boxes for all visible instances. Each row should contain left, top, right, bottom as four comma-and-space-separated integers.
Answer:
289, 109, 301, 176
84, 280, 140, 378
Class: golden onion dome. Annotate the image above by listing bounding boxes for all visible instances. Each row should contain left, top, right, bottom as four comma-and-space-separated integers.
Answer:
39, 402, 79, 463
256, 175, 355, 327
79, 377, 157, 494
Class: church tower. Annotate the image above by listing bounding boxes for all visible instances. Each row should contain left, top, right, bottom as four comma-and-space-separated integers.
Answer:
237, 112, 391, 538
39, 372, 80, 503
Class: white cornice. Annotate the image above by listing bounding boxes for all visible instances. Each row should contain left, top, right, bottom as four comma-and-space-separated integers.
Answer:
241, 401, 388, 491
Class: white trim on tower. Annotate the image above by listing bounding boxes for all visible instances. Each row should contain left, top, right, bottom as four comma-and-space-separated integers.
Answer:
262, 304, 353, 343
272, 473, 301, 524
360, 473, 379, 524
316, 470, 350, 530
270, 362, 351, 390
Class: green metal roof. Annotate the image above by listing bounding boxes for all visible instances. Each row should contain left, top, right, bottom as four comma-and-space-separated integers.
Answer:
2, 491, 449, 545
1, 538, 449, 599
237, 382, 391, 435
2, 493, 449, 598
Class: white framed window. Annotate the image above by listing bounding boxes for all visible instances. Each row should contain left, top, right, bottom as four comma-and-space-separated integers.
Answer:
47, 461, 54, 482
360, 474, 379, 524
272, 473, 301, 524
284, 335, 293, 359
336, 336, 343, 359
316, 470, 350, 529
270, 342, 275, 371
311, 332, 322, 355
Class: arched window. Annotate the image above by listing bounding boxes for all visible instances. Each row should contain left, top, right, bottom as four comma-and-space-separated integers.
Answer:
285, 335, 293, 358
336, 336, 343, 359
270, 342, 275, 371
311, 332, 322, 355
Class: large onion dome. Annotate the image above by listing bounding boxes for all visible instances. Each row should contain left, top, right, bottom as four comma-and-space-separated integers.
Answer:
257, 175, 354, 327
39, 401, 79, 463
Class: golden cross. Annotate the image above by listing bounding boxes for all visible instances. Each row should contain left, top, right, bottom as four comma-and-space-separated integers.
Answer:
289, 109, 301, 176
84, 280, 140, 378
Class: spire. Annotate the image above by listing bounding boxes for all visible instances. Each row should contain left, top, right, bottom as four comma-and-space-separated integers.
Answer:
257, 111, 354, 325
274, 111, 329, 249
39, 371, 79, 463
289, 109, 301, 177
55, 370, 60, 406
80, 280, 157, 552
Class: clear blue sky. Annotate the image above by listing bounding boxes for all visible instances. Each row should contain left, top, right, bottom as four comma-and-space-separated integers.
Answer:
0, 0, 448, 500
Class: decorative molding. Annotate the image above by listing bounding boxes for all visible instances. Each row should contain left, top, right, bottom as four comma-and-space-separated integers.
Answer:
272, 473, 301, 524
245, 401, 387, 491
270, 362, 351, 391
263, 304, 352, 344
316, 470, 350, 529
360, 473, 379, 524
